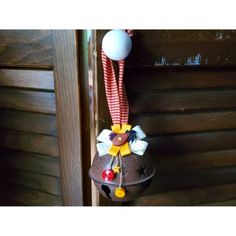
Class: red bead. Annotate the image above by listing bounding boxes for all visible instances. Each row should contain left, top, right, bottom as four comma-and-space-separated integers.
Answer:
102, 169, 115, 181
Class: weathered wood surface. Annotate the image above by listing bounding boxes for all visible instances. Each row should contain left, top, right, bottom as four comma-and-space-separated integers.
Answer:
8, 185, 63, 206
154, 149, 236, 173
0, 148, 8, 204
0, 88, 56, 114
53, 30, 83, 205
0, 30, 62, 206
0, 109, 57, 136
131, 183, 236, 206
147, 130, 236, 155
0, 69, 54, 90
0, 129, 59, 157
2, 149, 60, 177
77, 31, 92, 205
125, 68, 236, 90
126, 30, 236, 67
8, 169, 61, 196
131, 111, 236, 135
0, 30, 53, 68
128, 89, 236, 113
201, 199, 236, 206
144, 165, 236, 195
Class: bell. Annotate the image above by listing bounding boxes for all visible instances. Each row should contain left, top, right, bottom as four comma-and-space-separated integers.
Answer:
89, 152, 155, 202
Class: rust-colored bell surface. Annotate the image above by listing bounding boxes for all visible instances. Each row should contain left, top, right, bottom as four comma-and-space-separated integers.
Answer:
89, 152, 155, 202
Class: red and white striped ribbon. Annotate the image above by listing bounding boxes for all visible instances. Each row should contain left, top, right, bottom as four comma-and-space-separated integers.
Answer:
101, 30, 133, 125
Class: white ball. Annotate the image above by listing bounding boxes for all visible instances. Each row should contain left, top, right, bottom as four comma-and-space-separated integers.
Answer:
102, 30, 132, 61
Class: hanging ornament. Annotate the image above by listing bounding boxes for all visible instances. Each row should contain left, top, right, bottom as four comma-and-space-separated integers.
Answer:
89, 30, 155, 202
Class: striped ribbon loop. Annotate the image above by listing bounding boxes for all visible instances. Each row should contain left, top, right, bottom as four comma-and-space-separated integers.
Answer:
101, 31, 132, 125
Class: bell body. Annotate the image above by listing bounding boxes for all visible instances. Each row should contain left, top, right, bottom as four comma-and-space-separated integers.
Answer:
89, 152, 155, 202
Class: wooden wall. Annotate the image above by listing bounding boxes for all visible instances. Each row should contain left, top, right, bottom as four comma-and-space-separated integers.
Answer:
0, 31, 63, 205
96, 30, 236, 206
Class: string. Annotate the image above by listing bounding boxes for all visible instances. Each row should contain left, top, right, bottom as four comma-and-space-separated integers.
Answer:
108, 155, 115, 169
118, 154, 123, 188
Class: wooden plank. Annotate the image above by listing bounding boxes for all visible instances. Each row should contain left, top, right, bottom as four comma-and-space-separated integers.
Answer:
8, 169, 61, 196
0, 88, 56, 114
201, 199, 236, 206
131, 111, 236, 135
8, 185, 63, 206
53, 30, 83, 205
77, 31, 93, 206
0, 148, 8, 205
125, 68, 236, 90
131, 183, 236, 206
0, 109, 57, 136
0, 129, 59, 156
144, 165, 236, 195
0, 69, 54, 90
154, 149, 236, 174
125, 30, 236, 67
2, 149, 60, 177
131, 30, 236, 42
147, 130, 236, 155
0, 30, 53, 68
128, 89, 236, 113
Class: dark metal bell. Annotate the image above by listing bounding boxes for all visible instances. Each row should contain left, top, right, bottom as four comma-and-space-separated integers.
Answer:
89, 152, 155, 202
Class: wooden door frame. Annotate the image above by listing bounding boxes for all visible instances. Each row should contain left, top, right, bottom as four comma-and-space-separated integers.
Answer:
52, 30, 84, 206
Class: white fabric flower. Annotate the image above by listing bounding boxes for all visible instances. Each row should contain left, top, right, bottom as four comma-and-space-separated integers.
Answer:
96, 125, 148, 157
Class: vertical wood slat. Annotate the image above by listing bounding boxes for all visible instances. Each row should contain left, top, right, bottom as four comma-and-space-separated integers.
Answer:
52, 30, 83, 206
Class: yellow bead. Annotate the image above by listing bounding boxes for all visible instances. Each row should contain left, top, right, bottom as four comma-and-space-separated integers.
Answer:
115, 187, 126, 198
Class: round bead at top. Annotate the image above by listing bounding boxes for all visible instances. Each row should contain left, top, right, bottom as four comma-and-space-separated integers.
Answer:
102, 29, 132, 61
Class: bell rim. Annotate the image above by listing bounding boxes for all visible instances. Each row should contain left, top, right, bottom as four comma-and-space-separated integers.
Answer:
89, 166, 156, 187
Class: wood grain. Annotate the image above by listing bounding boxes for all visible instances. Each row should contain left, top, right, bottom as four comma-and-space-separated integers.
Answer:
0, 109, 57, 136
144, 165, 236, 195
0, 88, 56, 114
2, 149, 60, 177
128, 89, 236, 113
147, 130, 236, 155
0, 129, 59, 156
8, 185, 63, 206
77, 31, 92, 206
201, 199, 236, 206
131, 111, 236, 135
126, 30, 236, 67
0, 69, 54, 90
8, 169, 61, 195
154, 149, 236, 173
0, 30, 53, 68
131, 183, 236, 206
53, 30, 83, 205
125, 68, 236, 90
